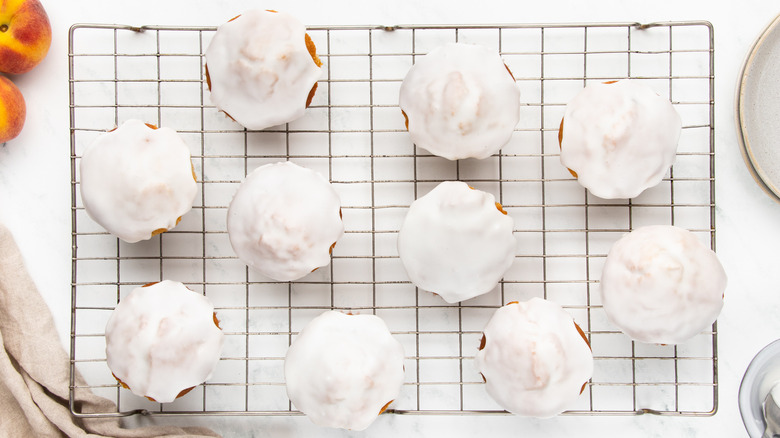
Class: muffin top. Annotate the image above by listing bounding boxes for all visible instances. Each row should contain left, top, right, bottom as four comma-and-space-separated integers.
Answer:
284, 311, 405, 430
559, 80, 681, 199
227, 161, 344, 281
205, 9, 322, 130
475, 298, 593, 417
399, 43, 521, 160
599, 225, 727, 344
79, 119, 197, 243
397, 181, 516, 303
104, 280, 224, 403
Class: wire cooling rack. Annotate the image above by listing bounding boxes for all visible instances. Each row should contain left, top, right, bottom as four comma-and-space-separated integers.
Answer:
69, 21, 716, 417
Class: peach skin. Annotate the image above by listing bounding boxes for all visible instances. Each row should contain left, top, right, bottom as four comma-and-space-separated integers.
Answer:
0, 75, 25, 142
0, 0, 51, 74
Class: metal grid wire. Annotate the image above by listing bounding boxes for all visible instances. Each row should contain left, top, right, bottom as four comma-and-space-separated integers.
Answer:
69, 21, 716, 417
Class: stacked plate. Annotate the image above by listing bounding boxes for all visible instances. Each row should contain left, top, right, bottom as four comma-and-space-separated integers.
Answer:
737, 13, 780, 203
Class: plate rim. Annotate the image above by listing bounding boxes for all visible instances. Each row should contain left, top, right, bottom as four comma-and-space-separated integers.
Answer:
736, 12, 780, 204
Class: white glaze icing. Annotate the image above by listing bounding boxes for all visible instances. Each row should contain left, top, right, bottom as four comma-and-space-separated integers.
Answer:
79, 119, 197, 243
397, 181, 515, 303
474, 298, 593, 418
205, 9, 322, 130
599, 225, 727, 344
398, 43, 521, 160
104, 280, 224, 403
559, 80, 682, 199
284, 311, 405, 431
226, 161, 344, 281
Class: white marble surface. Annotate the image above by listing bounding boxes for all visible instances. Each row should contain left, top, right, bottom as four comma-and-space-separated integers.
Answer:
2, 0, 780, 436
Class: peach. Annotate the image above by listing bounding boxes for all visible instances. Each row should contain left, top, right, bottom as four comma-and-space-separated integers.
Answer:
0, 75, 25, 142
0, 0, 51, 74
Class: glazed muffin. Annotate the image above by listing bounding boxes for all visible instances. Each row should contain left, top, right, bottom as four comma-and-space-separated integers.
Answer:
284, 310, 405, 431
204, 9, 322, 130
599, 225, 727, 344
226, 161, 344, 281
79, 119, 197, 243
397, 181, 515, 303
474, 298, 593, 418
558, 80, 681, 199
104, 280, 224, 403
399, 42, 521, 160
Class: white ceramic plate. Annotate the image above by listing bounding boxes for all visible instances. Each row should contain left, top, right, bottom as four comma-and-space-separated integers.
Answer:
737, 13, 780, 203
739, 339, 780, 437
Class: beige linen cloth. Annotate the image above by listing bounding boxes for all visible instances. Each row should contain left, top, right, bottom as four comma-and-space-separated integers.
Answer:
0, 223, 221, 438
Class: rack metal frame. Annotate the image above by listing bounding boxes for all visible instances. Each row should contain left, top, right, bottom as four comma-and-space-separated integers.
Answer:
69, 21, 717, 418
